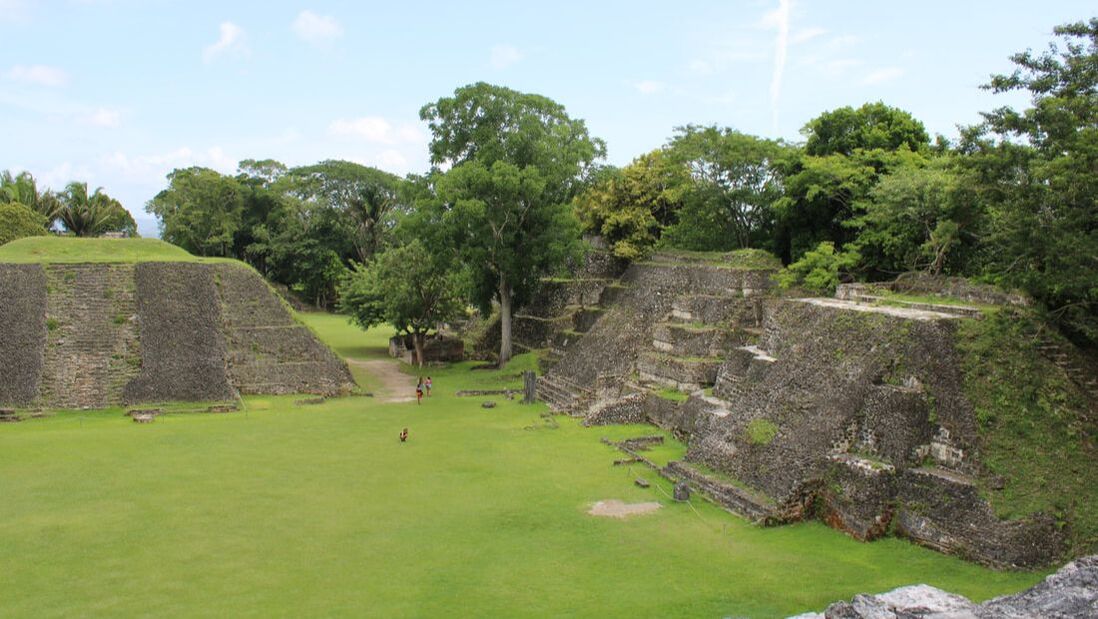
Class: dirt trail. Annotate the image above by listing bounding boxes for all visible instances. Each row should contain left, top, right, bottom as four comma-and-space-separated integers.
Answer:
347, 358, 416, 403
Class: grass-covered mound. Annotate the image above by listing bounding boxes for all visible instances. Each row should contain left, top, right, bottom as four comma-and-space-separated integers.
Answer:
0, 314, 1043, 618
958, 310, 1098, 555
0, 236, 235, 264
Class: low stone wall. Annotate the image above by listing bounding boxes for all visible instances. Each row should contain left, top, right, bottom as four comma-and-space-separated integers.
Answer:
0, 264, 46, 406
891, 272, 1031, 307
894, 467, 1067, 569
124, 263, 236, 403
817, 455, 896, 541
651, 323, 739, 357
637, 352, 720, 390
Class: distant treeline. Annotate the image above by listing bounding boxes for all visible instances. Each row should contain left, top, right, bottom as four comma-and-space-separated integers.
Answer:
4, 19, 1094, 355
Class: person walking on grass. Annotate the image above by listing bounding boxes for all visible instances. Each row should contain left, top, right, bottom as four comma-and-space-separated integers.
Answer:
399, 427, 408, 442
416, 377, 424, 404
425, 376, 432, 397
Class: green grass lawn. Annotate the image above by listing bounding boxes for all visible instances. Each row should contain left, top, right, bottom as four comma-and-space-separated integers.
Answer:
0, 316, 1043, 618
0, 237, 239, 264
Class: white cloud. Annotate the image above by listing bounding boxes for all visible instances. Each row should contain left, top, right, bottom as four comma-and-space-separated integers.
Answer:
687, 59, 714, 76
633, 80, 665, 95
764, 0, 792, 131
6, 64, 68, 87
202, 21, 247, 63
375, 149, 408, 169
292, 10, 343, 46
35, 161, 95, 190
489, 44, 523, 70
863, 67, 904, 84
86, 107, 121, 128
791, 27, 825, 45
0, 0, 29, 22
100, 146, 238, 185
328, 116, 425, 144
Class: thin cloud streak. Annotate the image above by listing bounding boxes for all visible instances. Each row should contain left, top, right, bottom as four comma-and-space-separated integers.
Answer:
768, 0, 792, 131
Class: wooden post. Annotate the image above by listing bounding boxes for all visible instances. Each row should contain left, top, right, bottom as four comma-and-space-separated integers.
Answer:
523, 371, 537, 404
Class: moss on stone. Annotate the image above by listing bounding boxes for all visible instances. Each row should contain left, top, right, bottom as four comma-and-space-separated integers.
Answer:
746, 418, 779, 445
957, 311, 1097, 555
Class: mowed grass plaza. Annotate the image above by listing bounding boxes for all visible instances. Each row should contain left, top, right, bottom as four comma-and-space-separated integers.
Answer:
0, 313, 1041, 618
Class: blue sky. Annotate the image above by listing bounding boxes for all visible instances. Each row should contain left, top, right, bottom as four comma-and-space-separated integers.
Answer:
2, 0, 1093, 236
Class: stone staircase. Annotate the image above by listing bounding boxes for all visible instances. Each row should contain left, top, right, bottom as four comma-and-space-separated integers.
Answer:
214, 265, 353, 396
38, 264, 139, 408
1035, 334, 1098, 416
536, 373, 595, 415
664, 460, 779, 524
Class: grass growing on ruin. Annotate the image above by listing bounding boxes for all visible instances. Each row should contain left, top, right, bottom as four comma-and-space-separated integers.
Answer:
957, 312, 1098, 555
0, 316, 1045, 618
0, 237, 239, 264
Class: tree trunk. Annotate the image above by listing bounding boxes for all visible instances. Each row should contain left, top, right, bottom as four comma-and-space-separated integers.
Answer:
412, 331, 426, 368
499, 273, 513, 365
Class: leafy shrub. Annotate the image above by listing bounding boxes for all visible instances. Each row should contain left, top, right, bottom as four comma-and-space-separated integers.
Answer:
0, 202, 47, 246
776, 242, 860, 295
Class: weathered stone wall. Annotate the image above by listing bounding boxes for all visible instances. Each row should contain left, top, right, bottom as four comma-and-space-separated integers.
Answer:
213, 264, 354, 396
545, 251, 1076, 567
545, 261, 775, 390
689, 299, 981, 502
893, 467, 1066, 569
39, 264, 141, 408
891, 272, 1031, 307
0, 260, 355, 408
0, 264, 46, 406
123, 263, 236, 403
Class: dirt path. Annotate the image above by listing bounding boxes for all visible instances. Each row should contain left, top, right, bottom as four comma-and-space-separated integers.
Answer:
588, 500, 663, 518
347, 358, 417, 403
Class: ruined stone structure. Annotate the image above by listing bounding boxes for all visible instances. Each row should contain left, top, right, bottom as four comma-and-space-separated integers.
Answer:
793, 554, 1098, 618
535, 251, 1091, 569
0, 261, 354, 409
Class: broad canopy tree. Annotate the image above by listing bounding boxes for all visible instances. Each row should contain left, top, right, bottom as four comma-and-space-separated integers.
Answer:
960, 18, 1098, 342
572, 150, 688, 259
338, 240, 464, 367
662, 126, 788, 251
421, 82, 605, 363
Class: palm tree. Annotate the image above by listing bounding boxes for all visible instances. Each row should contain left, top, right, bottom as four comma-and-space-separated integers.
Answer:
0, 170, 62, 227
58, 182, 121, 237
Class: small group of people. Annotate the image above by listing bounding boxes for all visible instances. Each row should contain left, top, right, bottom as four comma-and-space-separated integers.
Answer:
415, 376, 432, 404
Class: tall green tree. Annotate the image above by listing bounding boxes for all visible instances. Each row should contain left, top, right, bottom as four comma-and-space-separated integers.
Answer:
338, 240, 464, 366
662, 126, 788, 251
421, 83, 605, 363
573, 150, 687, 259
850, 158, 980, 277
276, 160, 407, 263
776, 116, 928, 263
147, 167, 244, 256
804, 101, 930, 157
960, 18, 1098, 342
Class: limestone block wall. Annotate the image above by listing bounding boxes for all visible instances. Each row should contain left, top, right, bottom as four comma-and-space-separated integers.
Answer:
38, 264, 141, 408
0, 260, 354, 408
544, 261, 776, 391
122, 263, 236, 403
213, 264, 354, 396
0, 265, 46, 405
